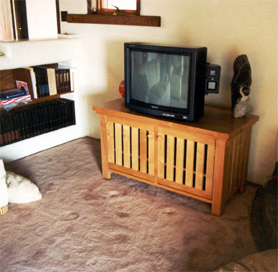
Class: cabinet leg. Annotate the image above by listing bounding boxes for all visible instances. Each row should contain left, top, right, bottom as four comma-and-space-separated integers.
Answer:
102, 167, 111, 179
211, 200, 224, 216
100, 115, 111, 180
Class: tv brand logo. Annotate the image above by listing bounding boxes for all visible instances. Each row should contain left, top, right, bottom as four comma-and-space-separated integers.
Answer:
162, 113, 175, 118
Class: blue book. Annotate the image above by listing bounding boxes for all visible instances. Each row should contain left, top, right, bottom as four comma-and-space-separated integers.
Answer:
0, 89, 28, 100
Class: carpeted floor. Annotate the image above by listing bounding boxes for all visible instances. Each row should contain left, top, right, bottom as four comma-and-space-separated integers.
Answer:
1, 137, 259, 271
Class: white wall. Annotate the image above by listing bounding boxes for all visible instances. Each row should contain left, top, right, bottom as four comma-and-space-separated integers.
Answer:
59, 0, 278, 185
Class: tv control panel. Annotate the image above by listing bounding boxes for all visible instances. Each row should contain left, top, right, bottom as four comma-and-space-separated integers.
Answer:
205, 63, 221, 94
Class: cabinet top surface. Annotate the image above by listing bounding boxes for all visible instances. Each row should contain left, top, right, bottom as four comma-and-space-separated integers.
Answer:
93, 98, 259, 140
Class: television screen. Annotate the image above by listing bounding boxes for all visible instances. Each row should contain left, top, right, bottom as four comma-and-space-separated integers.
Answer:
130, 50, 190, 110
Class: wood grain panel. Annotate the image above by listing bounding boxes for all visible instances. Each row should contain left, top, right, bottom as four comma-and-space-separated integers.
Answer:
195, 143, 205, 190
115, 123, 122, 165
131, 127, 139, 171
205, 144, 215, 197
100, 115, 111, 179
140, 130, 147, 173
123, 125, 130, 168
107, 122, 114, 163
185, 140, 194, 187
148, 132, 154, 175
175, 138, 185, 184
166, 135, 175, 181
157, 134, 165, 179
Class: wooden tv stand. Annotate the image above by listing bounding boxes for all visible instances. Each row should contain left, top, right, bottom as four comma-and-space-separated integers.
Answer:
93, 98, 259, 215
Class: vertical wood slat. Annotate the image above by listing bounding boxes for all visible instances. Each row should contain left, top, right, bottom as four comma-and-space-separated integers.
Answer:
205, 144, 215, 196
185, 140, 194, 187
131, 127, 139, 171
140, 130, 147, 173
175, 138, 185, 184
195, 143, 205, 190
166, 135, 175, 181
148, 132, 155, 175
107, 121, 114, 163
123, 125, 130, 168
115, 123, 122, 165
157, 133, 165, 178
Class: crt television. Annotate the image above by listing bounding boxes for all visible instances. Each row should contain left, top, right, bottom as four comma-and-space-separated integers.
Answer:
124, 42, 207, 121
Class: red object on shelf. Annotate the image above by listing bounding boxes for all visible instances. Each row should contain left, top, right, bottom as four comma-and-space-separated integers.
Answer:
119, 80, 125, 98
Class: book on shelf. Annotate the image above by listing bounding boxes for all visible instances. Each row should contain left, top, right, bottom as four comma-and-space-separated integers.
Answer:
47, 68, 58, 95
34, 64, 74, 95
13, 68, 37, 99
24, 0, 58, 40
33, 67, 50, 98
0, 0, 14, 41
0, 88, 28, 100
0, 0, 58, 41
56, 68, 71, 93
24, 67, 38, 99
0, 94, 31, 107
11, 0, 29, 40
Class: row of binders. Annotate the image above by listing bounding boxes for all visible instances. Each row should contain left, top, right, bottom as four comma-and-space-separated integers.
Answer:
0, 98, 76, 147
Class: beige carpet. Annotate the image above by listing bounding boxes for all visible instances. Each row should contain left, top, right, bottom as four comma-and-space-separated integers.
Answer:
1, 137, 258, 272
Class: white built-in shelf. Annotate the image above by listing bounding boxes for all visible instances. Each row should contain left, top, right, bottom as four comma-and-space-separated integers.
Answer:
0, 34, 79, 70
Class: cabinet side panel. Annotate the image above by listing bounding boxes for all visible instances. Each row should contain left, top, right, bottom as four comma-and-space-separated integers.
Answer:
241, 127, 252, 192
222, 128, 252, 202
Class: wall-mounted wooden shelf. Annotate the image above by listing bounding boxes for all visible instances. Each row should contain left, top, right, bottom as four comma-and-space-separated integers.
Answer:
64, 13, 161, 27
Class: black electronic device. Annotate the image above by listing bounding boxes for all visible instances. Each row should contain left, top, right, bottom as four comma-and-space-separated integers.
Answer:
205, 63, 221, 94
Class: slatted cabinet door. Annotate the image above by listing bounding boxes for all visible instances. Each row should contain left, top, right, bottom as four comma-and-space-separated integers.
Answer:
105, 116, 156, 181
157, 127, 215, 199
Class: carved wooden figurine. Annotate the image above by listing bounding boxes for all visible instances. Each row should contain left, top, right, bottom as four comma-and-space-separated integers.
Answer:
231, 54, 252, 118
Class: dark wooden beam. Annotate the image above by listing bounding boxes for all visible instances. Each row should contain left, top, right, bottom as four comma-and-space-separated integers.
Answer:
66, 14, 161, 27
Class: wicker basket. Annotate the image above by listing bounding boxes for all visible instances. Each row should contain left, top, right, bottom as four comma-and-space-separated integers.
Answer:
0, 205, 8, 215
